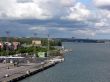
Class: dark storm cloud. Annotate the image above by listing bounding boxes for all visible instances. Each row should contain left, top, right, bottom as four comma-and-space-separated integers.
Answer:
15, 19, 90, 28
0, 20, 32, 36
0, 19, 93, 37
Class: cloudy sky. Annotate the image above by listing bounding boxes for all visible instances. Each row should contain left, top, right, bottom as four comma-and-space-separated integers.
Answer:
0, 0, 110, 39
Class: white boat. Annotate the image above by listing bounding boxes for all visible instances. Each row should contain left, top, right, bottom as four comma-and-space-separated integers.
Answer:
49, 57, 64, 63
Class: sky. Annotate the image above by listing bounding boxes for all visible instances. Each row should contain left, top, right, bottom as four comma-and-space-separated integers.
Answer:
0, 0, 110, 39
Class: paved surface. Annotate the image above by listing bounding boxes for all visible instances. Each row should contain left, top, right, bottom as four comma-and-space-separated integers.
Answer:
0, 56, 62, 82
0, 63, 44, 82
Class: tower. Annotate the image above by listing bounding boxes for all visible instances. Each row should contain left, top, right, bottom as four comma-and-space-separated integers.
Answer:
6, 31, 10, 42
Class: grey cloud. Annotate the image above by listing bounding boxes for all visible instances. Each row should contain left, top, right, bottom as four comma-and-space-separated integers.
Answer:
0, 18, 94, 38
17, 0, 33, 3
93, 0, 110, 10
16, 19, 91, 29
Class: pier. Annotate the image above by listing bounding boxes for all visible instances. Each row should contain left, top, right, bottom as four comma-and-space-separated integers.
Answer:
0, 56, 64, 82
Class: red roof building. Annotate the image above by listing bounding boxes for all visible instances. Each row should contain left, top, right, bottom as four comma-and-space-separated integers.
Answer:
0, 42, 3, 49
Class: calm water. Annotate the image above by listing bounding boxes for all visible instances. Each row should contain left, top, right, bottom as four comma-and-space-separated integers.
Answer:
20, 42, 110, 82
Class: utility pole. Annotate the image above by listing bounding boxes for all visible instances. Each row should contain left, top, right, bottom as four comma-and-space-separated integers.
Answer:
0, 35, 3, 52
6, 31, 10, 42
33, 33, 37, 57
14, 37, 17, 42
0, 35, 2, 43
47, 34, 50, 56
0, 35, 1, 56
33, 33, 37, 39
5, 31, 10, 56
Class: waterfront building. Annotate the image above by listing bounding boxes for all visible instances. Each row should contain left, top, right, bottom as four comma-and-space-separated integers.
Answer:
32, 40, 42, 46
12, 42, 20, 50
4, 42, 12, 50
4, 42, 12, 46
0, 42, 3, 49
38, 52, 47, 58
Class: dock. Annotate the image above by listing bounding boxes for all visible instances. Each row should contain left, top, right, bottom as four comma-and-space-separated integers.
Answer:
0, 57, 64, 82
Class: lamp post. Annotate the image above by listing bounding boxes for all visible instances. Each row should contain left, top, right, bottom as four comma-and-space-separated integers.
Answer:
33, 33, 37, 39
5, 31, 10, 56
33, 33, 37, 57
47, 34, 50, 56
6, 31, 10, 42
0, 35, 2, 56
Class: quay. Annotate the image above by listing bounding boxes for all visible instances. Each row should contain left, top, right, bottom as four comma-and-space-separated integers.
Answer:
0, 56, 64, 82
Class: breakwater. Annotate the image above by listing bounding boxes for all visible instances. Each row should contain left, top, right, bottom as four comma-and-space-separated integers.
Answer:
0, 57, 64, 82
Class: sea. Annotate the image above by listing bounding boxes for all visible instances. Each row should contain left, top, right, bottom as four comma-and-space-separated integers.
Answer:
19, 42, 110, 82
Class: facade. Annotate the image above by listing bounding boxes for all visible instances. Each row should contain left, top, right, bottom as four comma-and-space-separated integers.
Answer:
0, 42, 3, 49
4, 42, 11, 46
12, 42, 20, 50
38, 52, 47, 58
32, 40, 42, 46
4, 42, 12, 50
4, 42, 20, 50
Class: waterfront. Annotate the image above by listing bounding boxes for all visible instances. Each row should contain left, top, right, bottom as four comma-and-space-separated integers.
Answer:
20, 42, 110, 82
0, 56, 63, 82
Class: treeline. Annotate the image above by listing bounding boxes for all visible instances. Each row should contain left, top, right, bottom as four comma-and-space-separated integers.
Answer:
0, 37, 62, 46
41, 39, 62, 46
0, 37, 62, 56
0, 46, 56, 56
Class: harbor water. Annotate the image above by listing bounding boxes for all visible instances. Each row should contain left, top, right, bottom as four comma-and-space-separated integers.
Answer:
19, 42, 110, 82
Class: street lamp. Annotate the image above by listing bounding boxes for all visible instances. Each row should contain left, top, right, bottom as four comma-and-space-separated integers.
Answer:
47, 34, 50, 56
5, 31, 10, 56
33, 33, 37, 57
6, 31, 10, 42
